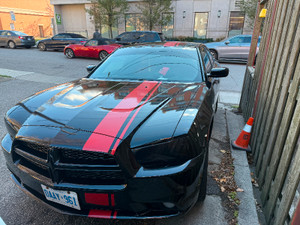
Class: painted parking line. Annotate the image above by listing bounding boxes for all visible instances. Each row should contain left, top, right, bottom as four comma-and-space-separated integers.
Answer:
0, 68, 34, 77
0, 68, 72, 84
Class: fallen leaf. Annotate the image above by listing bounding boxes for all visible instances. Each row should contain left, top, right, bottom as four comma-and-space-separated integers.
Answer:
220, 150, 226, 153
220, 178, 227, 183
221, 186, 226, 192
236, 188, 244, 192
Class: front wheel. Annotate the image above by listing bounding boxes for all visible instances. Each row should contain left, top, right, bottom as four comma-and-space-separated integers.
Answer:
65, 48, 75, 59
99, 51, 108, 61
8, 41, 16, 49
38, 43, 47, 51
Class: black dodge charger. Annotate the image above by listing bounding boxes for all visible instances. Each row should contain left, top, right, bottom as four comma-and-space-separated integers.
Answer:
1, 42, 228, 219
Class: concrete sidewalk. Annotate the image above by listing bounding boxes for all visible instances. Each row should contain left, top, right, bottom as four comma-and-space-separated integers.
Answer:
226, 110, 259, 225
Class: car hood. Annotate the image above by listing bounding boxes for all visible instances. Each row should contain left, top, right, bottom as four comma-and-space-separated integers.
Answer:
12, 79, 205, 150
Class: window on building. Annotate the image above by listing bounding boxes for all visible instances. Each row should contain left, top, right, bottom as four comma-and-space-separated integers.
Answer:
39, 25, 44, 38
125, 14, 144, 32
162, 13, 174, 38
235, 0, 243, 8
100, 17, 119, 39
228, 11, 245, 37
194, 13, 208, 39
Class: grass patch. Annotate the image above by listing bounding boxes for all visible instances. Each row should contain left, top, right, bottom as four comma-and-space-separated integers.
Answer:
0, 74, 11, 78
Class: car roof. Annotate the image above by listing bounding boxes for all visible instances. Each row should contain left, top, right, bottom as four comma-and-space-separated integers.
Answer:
122, 41, 204, 49
124, 31, 159, 34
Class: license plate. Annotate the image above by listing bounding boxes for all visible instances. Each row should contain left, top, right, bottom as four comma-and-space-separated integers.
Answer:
41, 185, 81, 210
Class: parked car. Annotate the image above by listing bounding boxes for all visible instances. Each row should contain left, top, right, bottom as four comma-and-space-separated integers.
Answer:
1, 42, 228, 219
0, 30, 35, 49
205, 35, 261, 62
115, 31, 165, 45
37, 33, 87, 51
64, 38, 122, 60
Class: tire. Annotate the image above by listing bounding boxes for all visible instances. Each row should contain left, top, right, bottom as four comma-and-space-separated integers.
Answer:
25, 46, 31, 49
8, 41, 16, 49
38, 43, 47, 51
210, 49, 218, 60
65, 48, 75, 59
198, 146, 208, 202
99, 51, 108, 61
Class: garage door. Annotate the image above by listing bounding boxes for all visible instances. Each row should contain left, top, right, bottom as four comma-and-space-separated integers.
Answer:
61, 4, 87, 37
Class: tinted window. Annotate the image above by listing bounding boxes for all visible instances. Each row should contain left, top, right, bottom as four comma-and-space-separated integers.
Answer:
70, 33, 86, 38
138, 33, 160, 42
90, 47, 203, 82
117, 32, 135, 42
85, 40, 98, 46
13, 31, 27, 36
200, 47, 213, 72
0, 31, 5, 36
229, 37, 243, 43
242, 37, 252, 43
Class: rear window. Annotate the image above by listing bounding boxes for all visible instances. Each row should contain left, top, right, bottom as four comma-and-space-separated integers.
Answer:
90, 46, 203, 83
13, 31, 27, 36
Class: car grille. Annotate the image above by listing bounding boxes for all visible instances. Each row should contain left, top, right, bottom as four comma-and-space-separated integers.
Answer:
12, 140, 126, 185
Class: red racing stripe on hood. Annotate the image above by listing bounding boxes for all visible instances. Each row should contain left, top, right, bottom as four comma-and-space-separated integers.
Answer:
110, 82, 161, 155
83, 81, 158, 153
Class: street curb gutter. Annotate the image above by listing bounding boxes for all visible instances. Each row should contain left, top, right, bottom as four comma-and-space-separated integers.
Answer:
225, 110, 259, 225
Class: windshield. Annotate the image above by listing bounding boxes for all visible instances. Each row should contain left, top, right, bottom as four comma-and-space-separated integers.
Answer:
89, 46, 203, 82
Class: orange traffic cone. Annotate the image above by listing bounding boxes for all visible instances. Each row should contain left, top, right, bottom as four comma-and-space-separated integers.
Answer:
231, 117, 254, 152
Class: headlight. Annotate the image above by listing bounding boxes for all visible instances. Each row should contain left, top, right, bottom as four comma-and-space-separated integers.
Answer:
132, 136, 197, 169
4, 115, 19, 139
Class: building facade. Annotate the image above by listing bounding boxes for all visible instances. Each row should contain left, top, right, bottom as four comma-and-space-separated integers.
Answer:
0, 0, 54, 37
50, 0, 252, 40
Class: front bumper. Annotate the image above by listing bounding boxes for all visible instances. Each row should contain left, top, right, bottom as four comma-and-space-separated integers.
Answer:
1, 134, 205, 219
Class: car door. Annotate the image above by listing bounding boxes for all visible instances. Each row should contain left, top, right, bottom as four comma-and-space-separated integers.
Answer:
217, 36, 244, 60
0, 31, 5, 46
200, 46, 219, 110
81, 40, 99, 58
51, 34, 67, 49
238, 36, 252, 60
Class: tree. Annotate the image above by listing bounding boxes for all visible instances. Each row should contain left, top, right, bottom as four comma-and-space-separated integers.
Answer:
138, 0, 173, 31
87, 0, 128, 38
239, 0, 259, 28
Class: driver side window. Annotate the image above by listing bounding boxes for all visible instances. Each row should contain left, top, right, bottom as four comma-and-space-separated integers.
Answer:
229, 37, 243, 44
200, 47, 213, 73
85, 40, 98, 46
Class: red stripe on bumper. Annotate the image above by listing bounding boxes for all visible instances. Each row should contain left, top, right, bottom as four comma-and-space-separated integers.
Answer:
88, 209, 112, 219
85, 193, 109, 206
83, 81, 158, 153
111, 194, 115, 207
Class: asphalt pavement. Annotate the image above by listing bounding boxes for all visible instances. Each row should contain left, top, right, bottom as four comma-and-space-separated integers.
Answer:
0, 48, 252, 225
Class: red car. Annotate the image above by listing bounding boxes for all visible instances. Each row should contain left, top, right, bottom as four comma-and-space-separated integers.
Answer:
64, 39, 122, 60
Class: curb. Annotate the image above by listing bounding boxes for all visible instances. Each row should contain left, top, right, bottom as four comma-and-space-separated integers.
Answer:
225, 110, 259, 225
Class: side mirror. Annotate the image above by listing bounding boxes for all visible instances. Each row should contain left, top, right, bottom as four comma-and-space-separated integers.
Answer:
208, 67, 229, 78
86, 65, 96, 73
115, 37, 121, 41
225, 41, 230, 45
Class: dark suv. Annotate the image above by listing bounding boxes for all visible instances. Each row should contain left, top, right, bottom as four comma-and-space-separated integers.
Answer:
115, 31, 165, 45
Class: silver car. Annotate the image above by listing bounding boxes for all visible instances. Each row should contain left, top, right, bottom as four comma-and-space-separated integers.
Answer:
0, 30, 35, 49
205, 35, 261, 63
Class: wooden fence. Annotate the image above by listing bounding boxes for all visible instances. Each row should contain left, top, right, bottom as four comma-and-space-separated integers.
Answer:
239, 0, 300, 224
